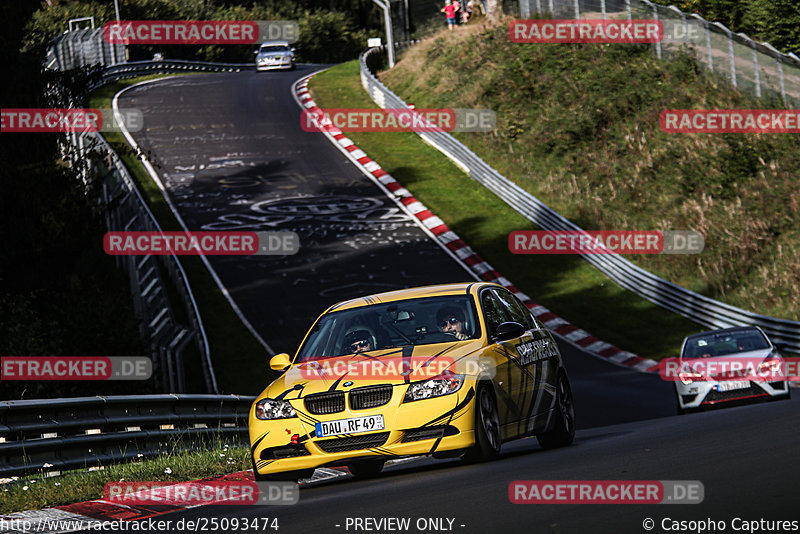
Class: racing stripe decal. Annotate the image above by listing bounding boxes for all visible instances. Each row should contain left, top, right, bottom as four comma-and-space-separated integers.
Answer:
418, 386, 475, 428
275, 383, 306, 400
402, 345, 414, 384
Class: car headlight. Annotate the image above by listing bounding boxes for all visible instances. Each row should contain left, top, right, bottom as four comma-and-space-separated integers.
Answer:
679, 370, 703, 385
758, 357, 783, 378
255, 398, 296, 420
404, 374, 464, 402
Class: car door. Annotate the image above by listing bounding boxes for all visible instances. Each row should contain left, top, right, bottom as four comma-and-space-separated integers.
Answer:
492, 289, 559, 436
479, 288, 533, 438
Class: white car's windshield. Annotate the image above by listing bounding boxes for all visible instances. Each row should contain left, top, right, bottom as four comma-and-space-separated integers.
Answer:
259, 45, 290, 53
683, 330, 771, 358
296, 295, 480, 361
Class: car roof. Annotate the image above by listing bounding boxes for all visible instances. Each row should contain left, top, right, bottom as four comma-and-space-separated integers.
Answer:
325, 282, 497, 313
684, 326, 764, 340
260, 40, 290, 46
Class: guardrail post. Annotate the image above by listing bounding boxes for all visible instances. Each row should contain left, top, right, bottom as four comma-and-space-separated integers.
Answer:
777, 56, 786, 106
651, 4, 662, 59
748, 37, 761, 98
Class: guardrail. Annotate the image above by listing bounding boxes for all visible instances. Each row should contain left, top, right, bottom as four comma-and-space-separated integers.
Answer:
61, 60, 258, 392
89, 59, 254, 90
359, 46, 800, 353
0, 395, 254, 478
63, 127, 218, 394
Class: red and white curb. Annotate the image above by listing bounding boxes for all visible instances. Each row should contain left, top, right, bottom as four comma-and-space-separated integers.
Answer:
0, 459, 425, 533
293, 73, 658, 375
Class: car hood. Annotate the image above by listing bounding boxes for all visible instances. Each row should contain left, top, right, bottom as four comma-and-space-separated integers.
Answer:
680, 348, 780, 379
261, 341, 486, 400
257, 51, 292, 58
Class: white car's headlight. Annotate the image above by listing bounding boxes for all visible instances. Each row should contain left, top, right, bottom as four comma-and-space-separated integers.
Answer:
255, 398, 296, 420
404, 374, 464, 402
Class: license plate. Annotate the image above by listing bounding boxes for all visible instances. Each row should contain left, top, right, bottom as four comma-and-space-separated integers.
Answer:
717, 381, 749, 392
315, 415, 384, 437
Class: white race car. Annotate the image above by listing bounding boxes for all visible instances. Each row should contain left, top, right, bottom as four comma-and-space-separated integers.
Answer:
255, 40, 295, 71
674, 326, 791, 414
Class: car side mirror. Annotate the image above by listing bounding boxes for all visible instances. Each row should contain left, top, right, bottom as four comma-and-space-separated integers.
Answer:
773, 342, 788, 352
254, 50, 259, 55
269, 353, 292, 371
493, 321, 526, 342
291, 48, 296, 53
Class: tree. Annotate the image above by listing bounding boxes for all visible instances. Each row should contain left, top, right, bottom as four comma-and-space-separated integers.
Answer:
486, 0, 502, 20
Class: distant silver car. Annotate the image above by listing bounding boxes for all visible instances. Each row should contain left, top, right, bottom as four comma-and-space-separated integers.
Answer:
255, 41, 295, 71
674, 326, 791, 414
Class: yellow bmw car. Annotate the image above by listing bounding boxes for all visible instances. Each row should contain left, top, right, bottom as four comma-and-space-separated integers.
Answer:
249, 282, 575, 480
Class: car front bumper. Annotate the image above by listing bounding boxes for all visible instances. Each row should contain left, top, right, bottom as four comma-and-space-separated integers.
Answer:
249, 385, 477, 475
675, 379, 789, 409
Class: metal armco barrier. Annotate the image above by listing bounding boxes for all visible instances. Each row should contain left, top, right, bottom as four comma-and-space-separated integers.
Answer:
89, 59, 254, 90
359, 46, 800, 354
64, 130, 218, 394
0, 395, 255, 477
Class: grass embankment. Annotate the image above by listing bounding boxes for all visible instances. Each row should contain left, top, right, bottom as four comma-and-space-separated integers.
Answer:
382, 22, 800, 320
89, 76, 273, 395
0, 441, 250, 514
309, 61, 700, 360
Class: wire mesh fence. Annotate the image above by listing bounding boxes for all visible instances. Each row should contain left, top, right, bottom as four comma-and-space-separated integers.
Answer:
517, 0, 800, 106
46, 27, 126, 71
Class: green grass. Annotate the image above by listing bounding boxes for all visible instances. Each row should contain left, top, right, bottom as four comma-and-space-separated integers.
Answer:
309, 61, 701, 361
88, 76, 275, 394
383, 23, 800, 320
0, 439, 250, 514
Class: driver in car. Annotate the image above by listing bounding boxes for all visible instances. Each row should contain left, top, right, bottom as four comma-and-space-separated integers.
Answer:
344, 329, 373, 354
436, 306, 468, 341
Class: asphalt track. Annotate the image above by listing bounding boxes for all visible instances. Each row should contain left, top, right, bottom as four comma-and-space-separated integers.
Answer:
117, 65, 474, 355
116, 67, 800, 533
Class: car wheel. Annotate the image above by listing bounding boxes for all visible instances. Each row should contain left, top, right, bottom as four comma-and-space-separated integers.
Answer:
537, 371, 575, 449
347, 459, 385, 479
463, 382, 501, 462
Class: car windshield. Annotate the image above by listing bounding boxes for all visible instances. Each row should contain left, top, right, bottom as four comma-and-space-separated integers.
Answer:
295, 295, 480, 361
682, 330, 770, 358
259, 45, 290, 53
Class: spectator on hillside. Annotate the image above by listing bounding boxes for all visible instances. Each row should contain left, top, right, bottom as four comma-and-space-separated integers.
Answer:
462, 1, 472, 23
441, 0, 457, 30
468, 0, 485, 16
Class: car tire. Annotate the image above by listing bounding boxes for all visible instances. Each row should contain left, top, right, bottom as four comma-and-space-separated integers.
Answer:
462, 382, 501, 462
347, 459, 385, 479
537, 371, 575, 449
